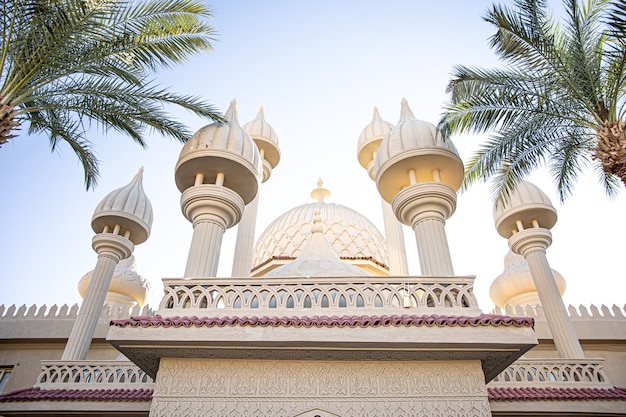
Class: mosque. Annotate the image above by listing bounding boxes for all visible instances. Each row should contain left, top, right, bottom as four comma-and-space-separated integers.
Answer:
0, 98, 625, 416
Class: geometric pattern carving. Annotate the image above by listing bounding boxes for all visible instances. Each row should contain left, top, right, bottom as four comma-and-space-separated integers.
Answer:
159, 276, 479, 315
489, 359, 610, 388
252, 202, 388, 268
150, 359, 491, 417
36, 361, 153, 389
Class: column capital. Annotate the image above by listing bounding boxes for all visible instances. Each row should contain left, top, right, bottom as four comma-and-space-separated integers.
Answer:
508, 227, 552, 257
181, 184, 245, 230
91, 233, 134, 261
391, 182, 457, 227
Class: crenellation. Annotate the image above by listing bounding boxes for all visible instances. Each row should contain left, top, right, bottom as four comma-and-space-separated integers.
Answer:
496, 303, 626, 321
0, 303, 151, 321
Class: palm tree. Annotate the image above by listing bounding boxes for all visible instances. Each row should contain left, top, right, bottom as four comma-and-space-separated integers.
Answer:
438, 0, 626, 204
0, 0, 222, 189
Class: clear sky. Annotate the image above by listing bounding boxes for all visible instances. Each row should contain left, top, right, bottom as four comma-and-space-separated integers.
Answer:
0, 0, 624, 312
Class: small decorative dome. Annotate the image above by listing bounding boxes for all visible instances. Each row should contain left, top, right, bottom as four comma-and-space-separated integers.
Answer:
265, 211, 370, 277
374, 98, 464, 203
175, 99, 262, 204
490, 250, 566, 309
243, 106, 281, 169
252, 181, 388, 276
91, 168, 153, 245
78, 255, 151, 307
357, 107, 394, 179
493, 181, 558, 239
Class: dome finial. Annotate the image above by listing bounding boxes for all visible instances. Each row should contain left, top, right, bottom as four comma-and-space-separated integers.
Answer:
311, 178, 331, 202
398, 97, 416, 122
224, 99, 240, 124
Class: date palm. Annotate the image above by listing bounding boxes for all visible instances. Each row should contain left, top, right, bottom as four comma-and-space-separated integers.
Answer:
0, 0, 221, 189
439, 0, 626, 203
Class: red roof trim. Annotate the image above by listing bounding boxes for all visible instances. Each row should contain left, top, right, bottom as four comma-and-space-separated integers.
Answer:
0, 387, 152, 402
110, 314, 534, 329
2, 386, 625, 403
488, 387, 626, 401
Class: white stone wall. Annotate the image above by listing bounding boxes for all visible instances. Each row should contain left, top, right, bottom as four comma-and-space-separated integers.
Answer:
151, 358, 491, 417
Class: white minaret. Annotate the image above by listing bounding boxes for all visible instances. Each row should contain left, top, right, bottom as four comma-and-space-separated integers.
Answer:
231, 107, 280, 277
493, 181, 584, 359
78, 255, 152, 309
62, 168, 152, 360
489, 249, 566, 310
175, 100, 262, 278
357, 107, 409, 275
374, 98, 464, 276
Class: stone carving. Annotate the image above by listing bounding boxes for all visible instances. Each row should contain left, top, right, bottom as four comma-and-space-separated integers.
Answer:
159, 276, 478, 316
489, 359, 610, 387
150, 358, 491, 417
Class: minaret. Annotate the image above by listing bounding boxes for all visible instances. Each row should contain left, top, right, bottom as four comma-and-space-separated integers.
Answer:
493, 181, 584, 358
357, 107, 409, 275
78, 255, 152, 309
231, 107, 280, 277
62, 168, 152, 360
175, 100, 262, 278
490, 249, 566, 309
373, 98, 464, 276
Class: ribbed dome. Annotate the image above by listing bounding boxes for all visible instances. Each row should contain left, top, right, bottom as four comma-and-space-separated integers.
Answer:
374, 98, 464, 203
490, 250, 566, 309
493, 181, 558, 238
264, 211, 371, 277
78, 255, 151, 307
91, 168, 153, 245
357, 107, 394, 179
243, 106, 280, 169
252, 183, 388, 276
175, 99, 262, 204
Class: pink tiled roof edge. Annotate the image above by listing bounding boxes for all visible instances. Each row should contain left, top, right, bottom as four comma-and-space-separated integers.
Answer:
488, 387, 626, 401
0, 387, 152, 402
110, 313, 534, 329
2, 386, 626, 403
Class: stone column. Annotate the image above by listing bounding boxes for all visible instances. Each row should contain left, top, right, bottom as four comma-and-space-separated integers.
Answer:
231, 192, 259, 277
392, 182, 456, 276
182, 184, 244, 278
381, 199, 408, 275
62, 234, 133, 360
509, 228, 585, 359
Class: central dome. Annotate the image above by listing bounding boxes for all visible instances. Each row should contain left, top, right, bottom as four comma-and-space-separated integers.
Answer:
251, 182, 388, 276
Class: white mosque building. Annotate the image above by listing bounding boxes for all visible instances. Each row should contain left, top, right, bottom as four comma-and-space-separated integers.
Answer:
0, 99, 624, 416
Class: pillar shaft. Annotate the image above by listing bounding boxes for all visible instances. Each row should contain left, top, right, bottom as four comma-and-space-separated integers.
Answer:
381, 199, 408, 275
412, 217, 454, 276
392, 183, 457, 276
181, 184, 245, 279
62, 234, 133, 360
185, 218, 226, 278
231, 192, 260, 277
510, 228, 585, 359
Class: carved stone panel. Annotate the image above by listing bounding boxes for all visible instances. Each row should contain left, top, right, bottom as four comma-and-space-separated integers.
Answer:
150, 358, 492, 416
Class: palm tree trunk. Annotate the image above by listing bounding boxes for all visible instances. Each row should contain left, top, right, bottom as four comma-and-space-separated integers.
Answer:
595, 120, 626, 185
0, 103, 19, 147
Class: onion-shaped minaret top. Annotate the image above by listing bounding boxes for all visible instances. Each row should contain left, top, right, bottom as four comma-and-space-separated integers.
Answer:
489, 250, 565, 309
357, 107, 394, 180
243, 106, 281, 169
91, 167, 153, 245
374, 98, 464, 203
493, 181, 558, 239
78, 255, 152, 307
175, 99, 262, 204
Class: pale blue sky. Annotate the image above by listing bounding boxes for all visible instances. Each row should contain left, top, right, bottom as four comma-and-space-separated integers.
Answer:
0, 1, 623, 311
